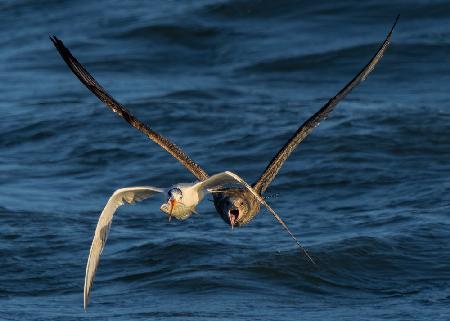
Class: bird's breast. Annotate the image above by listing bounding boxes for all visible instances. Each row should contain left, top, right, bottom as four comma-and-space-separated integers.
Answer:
180, 186, 202, 207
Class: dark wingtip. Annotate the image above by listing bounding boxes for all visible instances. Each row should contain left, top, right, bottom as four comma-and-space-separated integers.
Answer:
49, 35, 67, 54
390, 14, 400, 33
49, 35, 58, 44
49, 35, 73, 64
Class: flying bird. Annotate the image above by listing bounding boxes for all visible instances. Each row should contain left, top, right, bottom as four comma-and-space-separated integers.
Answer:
213, 16, 399, 227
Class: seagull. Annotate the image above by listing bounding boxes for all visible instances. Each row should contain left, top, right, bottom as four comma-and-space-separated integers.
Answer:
51, 37, 310, 310
212, 16, 399, 227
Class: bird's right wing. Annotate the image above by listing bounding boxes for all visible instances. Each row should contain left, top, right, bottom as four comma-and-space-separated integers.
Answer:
84, 186, 163, 310
253, 15, 399, 194
50, 36, 209, 182
193, 171, 314, 264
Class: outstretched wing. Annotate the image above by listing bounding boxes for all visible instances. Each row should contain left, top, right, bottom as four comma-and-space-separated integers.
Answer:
84, 186, 163, 310
253, 15, 399, 194
193, 171, 314, 263
50, 36, 209, 181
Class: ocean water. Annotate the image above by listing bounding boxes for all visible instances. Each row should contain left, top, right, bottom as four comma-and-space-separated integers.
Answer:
1, 1, 450, 320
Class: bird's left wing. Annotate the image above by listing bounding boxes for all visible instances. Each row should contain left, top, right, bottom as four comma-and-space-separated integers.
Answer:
193, 171, 314, 263
253, 15, 399, 194
84, 186, 163, 310
50, 36, 209, 182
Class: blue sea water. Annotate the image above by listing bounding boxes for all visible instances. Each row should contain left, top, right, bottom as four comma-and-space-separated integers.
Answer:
1, 1, 450, 320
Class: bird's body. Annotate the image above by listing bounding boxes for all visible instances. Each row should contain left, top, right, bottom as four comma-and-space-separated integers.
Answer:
160, 183, 204, 220
213, 188, 260, 226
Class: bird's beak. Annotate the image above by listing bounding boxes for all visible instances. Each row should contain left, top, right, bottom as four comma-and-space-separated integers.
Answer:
168, 198, 177, 222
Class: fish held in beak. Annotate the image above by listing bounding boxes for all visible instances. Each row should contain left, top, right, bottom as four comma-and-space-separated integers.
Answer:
228, 208, 239, 229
